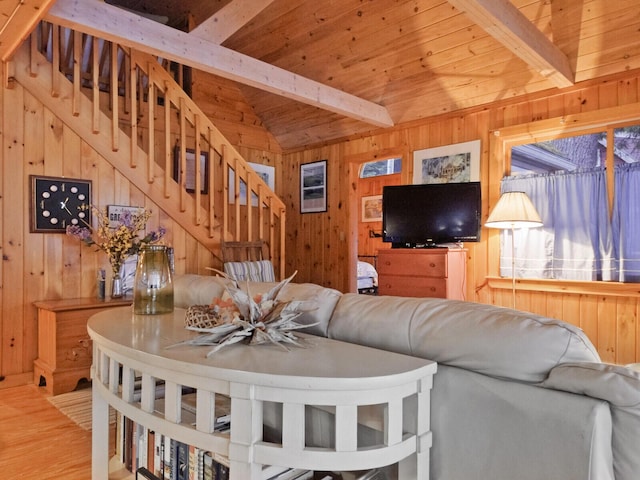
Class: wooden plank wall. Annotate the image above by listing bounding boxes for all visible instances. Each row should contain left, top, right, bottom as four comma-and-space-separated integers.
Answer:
0, 64, 219, 387
281, 70, 640, 365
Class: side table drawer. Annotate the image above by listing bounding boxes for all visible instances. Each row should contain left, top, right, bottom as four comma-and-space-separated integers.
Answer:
378, 252, 447, 277
378, 275, 447, 298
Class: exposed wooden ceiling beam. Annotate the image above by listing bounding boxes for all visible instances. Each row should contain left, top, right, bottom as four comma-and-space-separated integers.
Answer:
0, 0, 56, 61
190, 0, 276, 45
447, 0, 574, 88
45, 0, 394, 128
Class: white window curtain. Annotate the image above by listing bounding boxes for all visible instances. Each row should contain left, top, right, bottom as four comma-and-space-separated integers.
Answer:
612, 163, 640, 282
500, 168, 614, 281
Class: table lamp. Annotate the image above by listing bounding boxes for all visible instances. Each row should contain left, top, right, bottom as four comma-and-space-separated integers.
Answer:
485, 191, 542, 309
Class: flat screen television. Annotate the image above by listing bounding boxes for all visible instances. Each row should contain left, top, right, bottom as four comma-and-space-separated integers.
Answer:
382, 181, 481, 248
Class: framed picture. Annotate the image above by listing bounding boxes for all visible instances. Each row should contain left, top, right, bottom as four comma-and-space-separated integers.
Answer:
412, 139, 481, 184
106, 205, 144, 228
300, 160, 327, 213
229, 162, 275, 206
173, 146, 209, 194
361, 195, 383, 222
249, 162, 275, 190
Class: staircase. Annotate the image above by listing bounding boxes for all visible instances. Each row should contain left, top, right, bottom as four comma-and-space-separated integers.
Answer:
12, 22, 286, 277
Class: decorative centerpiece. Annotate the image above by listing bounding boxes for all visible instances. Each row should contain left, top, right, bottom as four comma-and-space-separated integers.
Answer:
66, 207, 166, 298
175, 271, 316, 356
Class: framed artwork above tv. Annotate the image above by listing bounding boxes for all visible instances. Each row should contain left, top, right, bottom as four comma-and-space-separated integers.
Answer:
412, 140, 480, 184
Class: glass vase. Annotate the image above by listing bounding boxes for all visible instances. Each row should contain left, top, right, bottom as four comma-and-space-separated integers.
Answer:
111, 269, 123, 298
133, 245, 174, 315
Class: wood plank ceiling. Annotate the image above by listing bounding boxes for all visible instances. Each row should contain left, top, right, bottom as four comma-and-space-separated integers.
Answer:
2, 0, 640, 151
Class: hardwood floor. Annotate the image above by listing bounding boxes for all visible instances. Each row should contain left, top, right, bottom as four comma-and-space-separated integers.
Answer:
0, 384, 93, 479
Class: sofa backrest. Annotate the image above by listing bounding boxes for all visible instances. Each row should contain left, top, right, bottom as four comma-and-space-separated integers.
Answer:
173, 274, 230, 306
328, 293, 601, 383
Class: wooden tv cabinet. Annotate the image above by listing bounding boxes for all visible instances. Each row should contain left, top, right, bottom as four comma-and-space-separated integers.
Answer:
377, 248, 467, 300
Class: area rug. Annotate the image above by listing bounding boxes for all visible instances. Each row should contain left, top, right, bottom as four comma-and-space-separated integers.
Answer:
47, 387, 115, 431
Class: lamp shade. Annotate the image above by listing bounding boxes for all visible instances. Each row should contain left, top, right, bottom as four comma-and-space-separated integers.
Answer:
485, 191, 543, 229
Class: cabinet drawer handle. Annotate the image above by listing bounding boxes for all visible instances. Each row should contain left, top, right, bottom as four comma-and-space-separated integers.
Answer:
78, 339, 90, 348
429, 262, 436, 268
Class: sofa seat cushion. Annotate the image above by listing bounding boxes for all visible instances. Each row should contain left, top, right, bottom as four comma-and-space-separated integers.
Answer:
329, 294, 600, 382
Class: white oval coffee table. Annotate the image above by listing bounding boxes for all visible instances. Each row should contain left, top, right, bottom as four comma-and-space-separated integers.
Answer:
88, 306, 437, 480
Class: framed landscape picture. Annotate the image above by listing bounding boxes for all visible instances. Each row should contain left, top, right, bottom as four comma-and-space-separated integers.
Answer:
362, 195, 383, 222
300, 160, 327, 213
228, 162, 275, 206
250, 162, 275, 190
412, 139, 480, 184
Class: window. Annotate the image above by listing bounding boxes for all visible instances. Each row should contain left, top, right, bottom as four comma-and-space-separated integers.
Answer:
499, 124, 640, 282
359, 157, 402, 178
511, 133, 605, 174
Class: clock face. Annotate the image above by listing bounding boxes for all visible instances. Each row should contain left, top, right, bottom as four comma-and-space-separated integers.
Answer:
30, 175, 92, 233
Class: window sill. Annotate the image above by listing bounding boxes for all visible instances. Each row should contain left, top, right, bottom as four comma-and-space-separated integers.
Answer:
486, 276, 640, 298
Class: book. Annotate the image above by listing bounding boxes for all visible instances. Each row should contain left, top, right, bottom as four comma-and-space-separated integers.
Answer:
176, 441, 190, 480
124, 417, 134, 471
161, 435, 172, 479
136, 423, 147, 472
341, 469, 384, 480
153, 432, 163, 477
215, 460, 229, 480
147, 430, 156, 475
202, 451, 215, 480
272, 468, 313, 480
136, 467, 162, 480
188, 444, 196, 480
263, 465, 290, 479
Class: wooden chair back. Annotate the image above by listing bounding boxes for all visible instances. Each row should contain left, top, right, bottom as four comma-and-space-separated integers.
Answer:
221, 241, 270, 263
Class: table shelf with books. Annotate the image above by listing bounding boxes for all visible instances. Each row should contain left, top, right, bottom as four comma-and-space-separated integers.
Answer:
88, 307, 436, 480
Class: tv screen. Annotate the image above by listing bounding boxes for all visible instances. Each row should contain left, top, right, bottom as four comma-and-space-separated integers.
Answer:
382, 182, 481, 247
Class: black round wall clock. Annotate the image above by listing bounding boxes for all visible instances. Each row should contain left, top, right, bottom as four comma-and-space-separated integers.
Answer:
30, 175, 92, 233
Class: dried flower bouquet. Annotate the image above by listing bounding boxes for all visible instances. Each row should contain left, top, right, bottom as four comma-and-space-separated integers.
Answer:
175, 271, 317, 356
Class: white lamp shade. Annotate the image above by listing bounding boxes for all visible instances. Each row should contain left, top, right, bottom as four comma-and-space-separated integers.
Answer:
485, 191, 543, 229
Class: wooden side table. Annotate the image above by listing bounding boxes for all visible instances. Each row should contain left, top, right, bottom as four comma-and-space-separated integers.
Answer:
33, 297, 132, 395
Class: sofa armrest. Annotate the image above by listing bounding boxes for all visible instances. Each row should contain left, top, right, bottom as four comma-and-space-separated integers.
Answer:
541, 362, 640, 480
431, 365, 614, 480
